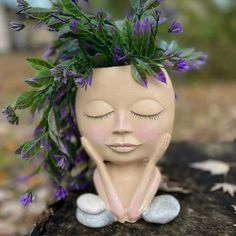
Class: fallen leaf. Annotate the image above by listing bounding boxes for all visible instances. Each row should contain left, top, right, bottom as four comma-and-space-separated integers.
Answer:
190, 160, 230, 175
211, 183, 236, 197
159, 181, 192, 194
232, 205, 236, 213
159, 175, 192, 194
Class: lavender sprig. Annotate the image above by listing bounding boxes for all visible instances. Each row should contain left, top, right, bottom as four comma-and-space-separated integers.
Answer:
10, 21, 25, 32
19, 192, 34, 206
168, 21, 183, 34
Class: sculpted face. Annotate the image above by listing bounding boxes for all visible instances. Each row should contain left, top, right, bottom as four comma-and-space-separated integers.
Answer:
75, 65, 175, 164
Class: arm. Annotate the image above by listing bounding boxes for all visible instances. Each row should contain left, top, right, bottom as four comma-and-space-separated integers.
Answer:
127, 133, 171, 221
81, 137, 126, 220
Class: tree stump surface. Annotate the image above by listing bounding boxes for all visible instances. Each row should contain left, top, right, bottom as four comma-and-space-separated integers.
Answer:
29, 142, 236, 236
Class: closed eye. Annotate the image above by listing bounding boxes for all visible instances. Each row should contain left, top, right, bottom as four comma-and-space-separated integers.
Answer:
84, 111, 114, 120
130, 110, 163, 120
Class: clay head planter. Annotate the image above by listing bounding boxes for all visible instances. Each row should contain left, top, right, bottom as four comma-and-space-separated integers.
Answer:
75, 65, 179, 227
4, 0, 207, 229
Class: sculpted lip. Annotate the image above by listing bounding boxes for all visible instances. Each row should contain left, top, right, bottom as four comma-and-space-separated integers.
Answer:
106, 143, 141, 153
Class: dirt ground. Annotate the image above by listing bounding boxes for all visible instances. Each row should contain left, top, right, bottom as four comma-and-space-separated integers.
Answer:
0, 52, 236, 235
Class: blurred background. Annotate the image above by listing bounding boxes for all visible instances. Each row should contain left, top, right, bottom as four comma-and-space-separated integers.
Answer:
0, 0, 235, 235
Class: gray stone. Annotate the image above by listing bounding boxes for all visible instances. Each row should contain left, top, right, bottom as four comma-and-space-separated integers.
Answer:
76, 193, 106, 214
142, 194, 180, 224
76, 207, 115, 228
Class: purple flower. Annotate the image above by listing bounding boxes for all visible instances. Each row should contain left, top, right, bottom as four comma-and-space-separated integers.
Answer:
40, 138, 50, 151
141, 78, 148, 88
50, 67, 63, 81
43, 46, 56, 59
155, 70, 167, 83
62, 55, 72, 61
175, 50, 184, 57
175, 58, 190, 72
16, 0, 29, 14
48, 26, 57, 32
60, 108, 69, 120
55, 186, 68, 201
69, 19, 79, 33
50, 67, 74, 84
188, 53, 208, 70
55, 155, 70, 169
55, 88, 66, 103
19, 192, 34, 206
62, 69, 75, 84
75, 151, 87, 163
10, 21, 25, 32
134, 17, 152, 37
112, 45, 128, 66
168, 21, 183, 34
33, 126, 43, 138
74, 74, 92, 88
63, 130, 73, 141
140, 17, 152, 33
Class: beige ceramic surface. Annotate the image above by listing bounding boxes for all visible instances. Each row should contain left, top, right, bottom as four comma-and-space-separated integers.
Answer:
75, 65, 175, 223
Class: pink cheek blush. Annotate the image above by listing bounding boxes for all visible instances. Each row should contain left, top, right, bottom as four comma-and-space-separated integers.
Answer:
136, 124, 160, 143
87, 123, 110, 145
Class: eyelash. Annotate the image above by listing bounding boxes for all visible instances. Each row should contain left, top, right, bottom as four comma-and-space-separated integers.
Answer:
85, 111, 163, 120
130, 111, 162, 120
84, 111, 113, 120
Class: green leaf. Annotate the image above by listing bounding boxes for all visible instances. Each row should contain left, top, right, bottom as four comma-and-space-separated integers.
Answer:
92, 53, 109, 67
168, 41, 178, 52
25, 78, 41, 88
25, 69, 53, 89
136, 58, 155, 76
15, 134, 45, 159
49, 131, 69, 156
24, 7, 53, 19
121, 20, 133, 52
59, 0, 82, 16
48, 108, 59, 137
14, 91, 36, 109
143, 0, 161, 12
114, 20, 125, 31
27, 58, 53, 71
131, 63, 147, 86
36, 68, 52, 79
131, 0, 142, 14
58, 25, 71, 37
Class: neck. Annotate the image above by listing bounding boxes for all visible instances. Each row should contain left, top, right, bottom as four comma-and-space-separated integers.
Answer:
106, 160, 145, 176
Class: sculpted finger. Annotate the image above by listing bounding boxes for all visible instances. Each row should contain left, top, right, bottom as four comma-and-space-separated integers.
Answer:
80, 137, 103, 164
149, 133, 171, 164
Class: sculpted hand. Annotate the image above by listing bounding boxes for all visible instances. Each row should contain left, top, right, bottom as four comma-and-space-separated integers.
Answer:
80, 137, 104, 166
127, 133, 172, 221
148, 132, 171, 165
80, 136, 126, 220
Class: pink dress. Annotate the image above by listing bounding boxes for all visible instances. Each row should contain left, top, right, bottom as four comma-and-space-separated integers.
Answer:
93, 167, 161, 223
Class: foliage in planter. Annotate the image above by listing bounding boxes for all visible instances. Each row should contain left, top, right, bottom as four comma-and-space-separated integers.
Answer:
3, 0, 207, 204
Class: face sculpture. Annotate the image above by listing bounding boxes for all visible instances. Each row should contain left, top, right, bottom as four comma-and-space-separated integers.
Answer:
75, 65, 175, 165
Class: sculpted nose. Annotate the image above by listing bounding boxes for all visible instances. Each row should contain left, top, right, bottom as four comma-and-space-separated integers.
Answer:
113, 111, 132, 134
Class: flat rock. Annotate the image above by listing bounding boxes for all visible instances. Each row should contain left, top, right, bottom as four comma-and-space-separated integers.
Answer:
76, 193, 106, 214
142, 194, 180, 224
76, 207, 114, 228
29, 141, 236, 236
